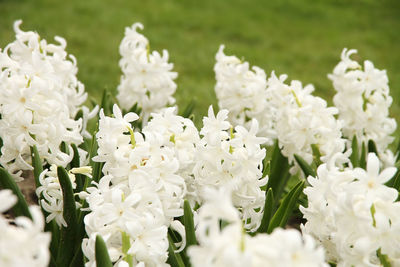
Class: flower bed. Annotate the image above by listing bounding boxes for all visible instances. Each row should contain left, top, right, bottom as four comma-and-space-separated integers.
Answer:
0, 21, 399, 267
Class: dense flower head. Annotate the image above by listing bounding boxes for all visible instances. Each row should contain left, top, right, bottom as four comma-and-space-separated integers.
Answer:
36, 164, 91, 227
266, 72, 346, 168
214, 46, 345, 169
189, 187, 328, 267
0, 20, 90, 181
117, 23, 177, 123
301, 152, 400, 266
0, 189, 51, 267
83, 104, 192, 266
329, 49, 397, 165
193, 106, 268, 231
214, 45, 273, 142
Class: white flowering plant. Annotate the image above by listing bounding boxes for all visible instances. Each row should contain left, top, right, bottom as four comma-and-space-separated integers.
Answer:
1, 20, 400, 267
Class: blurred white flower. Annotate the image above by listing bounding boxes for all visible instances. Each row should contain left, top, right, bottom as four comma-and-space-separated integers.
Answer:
267, 72, 345, 169
214, 45, 273, 142
189, 187, 327, 267
329, 49, 397, 166
0, 189, 51, 267
302, 152, 400, 265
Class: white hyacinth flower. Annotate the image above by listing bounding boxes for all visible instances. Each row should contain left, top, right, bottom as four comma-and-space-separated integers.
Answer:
301, 152, 400, 266
83, 104, 191, 267
214, 46, 345, 170
189, 187, 328, 267
267, 72, 346, 169
329, 49, 397, 166
0, 189, 51, 267
214, 45, 273, 143
117, 23, 177, 123
36, 164, 89, 227
193, 106, 268, 231
0, 20, 92, 181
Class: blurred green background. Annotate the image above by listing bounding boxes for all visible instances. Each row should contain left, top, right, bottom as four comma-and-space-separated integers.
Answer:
1, 0, 399, 126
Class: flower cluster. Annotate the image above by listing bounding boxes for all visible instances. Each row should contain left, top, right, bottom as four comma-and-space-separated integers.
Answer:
214, 45, 272, 141
301, 153, 400, 266
266, 72, 346, 167
189, 187, 328, 267
193, 106, 268, 231
117, 23, 178, 123
82, 105, 198, 266
0, 20, 90, 181
329, 49, 397, 165
214, 47, 345, 168
2, 20, 400, 267
0, 189, 51, 267
36, 165, 91, 227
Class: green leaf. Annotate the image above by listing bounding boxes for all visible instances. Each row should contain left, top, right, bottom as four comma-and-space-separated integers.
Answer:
45, 220, 60, 263
395, 141, 400, 162
350, 135, 359, 167
69, 246, 84, 267
294, 154, 316, 178
30, 145, 43, 189
311, 144, 322, 166
74, 109, 84, 121
0, 137, 3, 156
266, 141, 290, 202
71, 144, 84, 192
95, 235, 113, 267
179, 100, 196, 118
121, 231, 133, 266
167, 232, 185, 267
262, 159, 270, 179
88, 130, 104, 183
267, 181, 305, 233
360, 142, 367, 169
100, 89, 112, 116
183, 200, 197, 247
377, 248, 392, 267
56, 166, 78, 267
257, 188, 274, 233
0, 167, 32, 219
31, 147, 61, 258
368, 140, 378, 155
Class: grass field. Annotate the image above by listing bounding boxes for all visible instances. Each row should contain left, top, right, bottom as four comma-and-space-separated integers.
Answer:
1, 0, 399, 126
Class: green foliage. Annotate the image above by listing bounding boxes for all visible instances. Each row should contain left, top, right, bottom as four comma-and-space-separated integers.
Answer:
183, 200, 197, 247
95, 235, 113, 267
257, 188, 274, 233
267, 180, 305, 233
0, 167, 32, 219
294, 154, 316, 178
56, 166, 78, 267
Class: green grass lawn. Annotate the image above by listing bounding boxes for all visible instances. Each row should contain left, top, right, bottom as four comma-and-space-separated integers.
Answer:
1, 0, 399, 127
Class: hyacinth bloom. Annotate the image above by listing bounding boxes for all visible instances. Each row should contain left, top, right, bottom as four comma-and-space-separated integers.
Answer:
214, 46, 345, 170
301, 153, 400, 266
329, 48, 397, 166
266, 73, 345, 168
189, 187, 328, 267
82, 105, 199, 266
2, 19, 400, 267
0, 189, 51, 267
193, 106, 268, 231
0, 20, 92, 181
214, 45, 272, 142
117, 23, 177, 123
